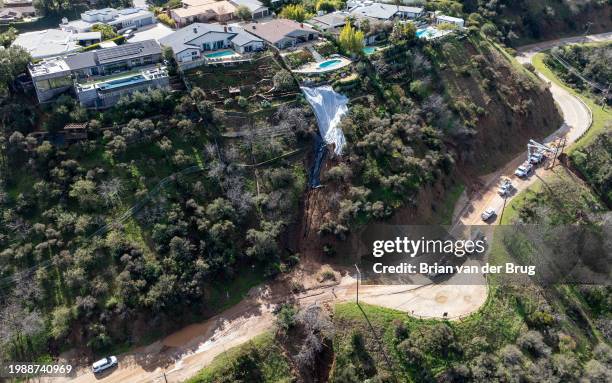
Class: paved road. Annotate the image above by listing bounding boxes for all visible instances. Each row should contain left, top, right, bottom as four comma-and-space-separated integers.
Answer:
57, 31, 611, 383
456, 31, 612, 227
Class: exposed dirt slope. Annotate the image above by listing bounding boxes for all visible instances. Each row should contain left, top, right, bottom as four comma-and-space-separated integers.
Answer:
438, 37, 564, 178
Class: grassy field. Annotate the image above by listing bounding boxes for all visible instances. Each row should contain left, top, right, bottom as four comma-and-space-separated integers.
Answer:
185, 332, 292, 383
532, 52, 611, 152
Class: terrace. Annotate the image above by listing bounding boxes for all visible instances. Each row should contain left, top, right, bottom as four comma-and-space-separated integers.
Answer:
74, 66, 169, 108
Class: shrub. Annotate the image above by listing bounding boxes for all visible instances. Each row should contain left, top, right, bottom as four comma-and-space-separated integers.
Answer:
279, 4, 310, 22
157, 13, 176, 28
273, 70, 295, 91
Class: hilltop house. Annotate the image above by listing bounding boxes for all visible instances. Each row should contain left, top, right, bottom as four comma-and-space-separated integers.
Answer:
60, 7, 156, 33
171, 0, 237, 25
160, 23, 264, 63
29, 40, 168, 107
435, 14, 464, 28
349, 3, 423, 21
308, 11, 349, 33
230, 0, 269, 19
0, 5, 35, 23
12, 29, 102, 59
243, 19, 319, 49
171, 0, 269, 26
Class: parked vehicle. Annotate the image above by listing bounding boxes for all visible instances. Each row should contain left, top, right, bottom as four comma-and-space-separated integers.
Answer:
498, 180, 513, 196
92, 356, 118, 374
514, 163, 533, 177
529, 151, 545, 164
481, 207, 496, 221
123, 29, 135, 39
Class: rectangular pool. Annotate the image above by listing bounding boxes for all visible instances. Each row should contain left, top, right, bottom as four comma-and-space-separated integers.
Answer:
98, 75, 146, 91
205, 50, 236, 58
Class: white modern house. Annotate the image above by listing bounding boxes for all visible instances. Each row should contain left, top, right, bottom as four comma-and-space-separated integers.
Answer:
29, 40, 167, 107
435, 14, 464, 28
349, 3, 423, 21
159, 23, 264, 63
60, 7, 156, 33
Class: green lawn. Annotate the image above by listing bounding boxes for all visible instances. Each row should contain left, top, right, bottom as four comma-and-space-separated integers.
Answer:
332, 294, 525, 380
532, 52, 612, 152
185, 332, 292, 383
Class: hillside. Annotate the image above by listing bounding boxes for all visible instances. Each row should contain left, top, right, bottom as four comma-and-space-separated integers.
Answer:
461, 0, 612, 45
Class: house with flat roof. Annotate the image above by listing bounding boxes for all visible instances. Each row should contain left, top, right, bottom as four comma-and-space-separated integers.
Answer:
75, 66, 169, 108
0, 5, 35, 22
29, 40, 164, 103
171, 0, 237, 26
349, 3, 423, 21
12, 29, 102, 59
308, 11, 349, 33
60, 7, 156, 33
435, 14, 464, 28
160, 23, 263, 63
243, 19, 319, 49
3, 0, 33, 6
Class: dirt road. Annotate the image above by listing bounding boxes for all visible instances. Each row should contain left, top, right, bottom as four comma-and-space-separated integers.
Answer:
58, 269, 486, 383
59, 32, 611, 383
456, 31, 612, 227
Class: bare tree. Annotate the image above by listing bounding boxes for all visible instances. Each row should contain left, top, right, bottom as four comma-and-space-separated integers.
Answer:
98, 178, 124, 207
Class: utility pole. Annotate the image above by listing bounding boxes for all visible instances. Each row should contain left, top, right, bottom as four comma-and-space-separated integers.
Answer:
354, 264, 361, 306
584, 21, 592, 40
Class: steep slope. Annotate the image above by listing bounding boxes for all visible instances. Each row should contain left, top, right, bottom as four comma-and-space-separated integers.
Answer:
433, 35, 563, 176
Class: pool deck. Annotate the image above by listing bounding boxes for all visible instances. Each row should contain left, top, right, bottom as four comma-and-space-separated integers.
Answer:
292, 56, 352, 74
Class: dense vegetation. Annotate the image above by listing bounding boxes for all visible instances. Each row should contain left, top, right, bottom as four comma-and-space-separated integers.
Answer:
458, 0, 612, 45
0, 50, 310, 362
542, 43, 612, 206
1, 0, 610, 378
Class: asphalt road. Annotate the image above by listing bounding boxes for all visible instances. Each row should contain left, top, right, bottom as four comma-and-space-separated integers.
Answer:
456, 31, 612, 227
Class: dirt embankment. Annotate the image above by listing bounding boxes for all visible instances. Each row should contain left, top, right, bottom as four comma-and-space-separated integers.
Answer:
507, 3, 612, 43
440, 38, 563, 178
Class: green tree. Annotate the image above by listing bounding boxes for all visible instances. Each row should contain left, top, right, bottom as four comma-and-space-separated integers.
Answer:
235, 5, 252, 20
390, 21, 416, 45
338, 23, 365, 54
280, 4, 310, 22
0, 27, 18, 48
273, 69, 295, 91
0, 46, 31, 95
316, 0, 336, 13
92, 23, 117, 40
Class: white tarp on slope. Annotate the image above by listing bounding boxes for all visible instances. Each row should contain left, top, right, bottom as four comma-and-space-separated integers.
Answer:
301, 85, 348, 155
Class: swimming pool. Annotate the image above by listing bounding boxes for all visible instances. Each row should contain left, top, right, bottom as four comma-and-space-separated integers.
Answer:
363, 46, 377, 55
318, 59, 342, 69
416, 28, 432, 38
98, 75, 146, 90
416, 26, 450, 40
205, 50, 235, 58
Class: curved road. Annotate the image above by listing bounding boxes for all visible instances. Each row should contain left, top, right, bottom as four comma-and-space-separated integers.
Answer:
59, 32, 611, 383
457, 31, 612, 226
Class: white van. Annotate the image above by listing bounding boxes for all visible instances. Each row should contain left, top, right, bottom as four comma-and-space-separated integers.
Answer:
92, 356, 118, 374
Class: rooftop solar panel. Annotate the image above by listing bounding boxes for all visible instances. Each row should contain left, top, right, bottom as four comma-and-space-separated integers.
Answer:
96, 44, 143, 63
